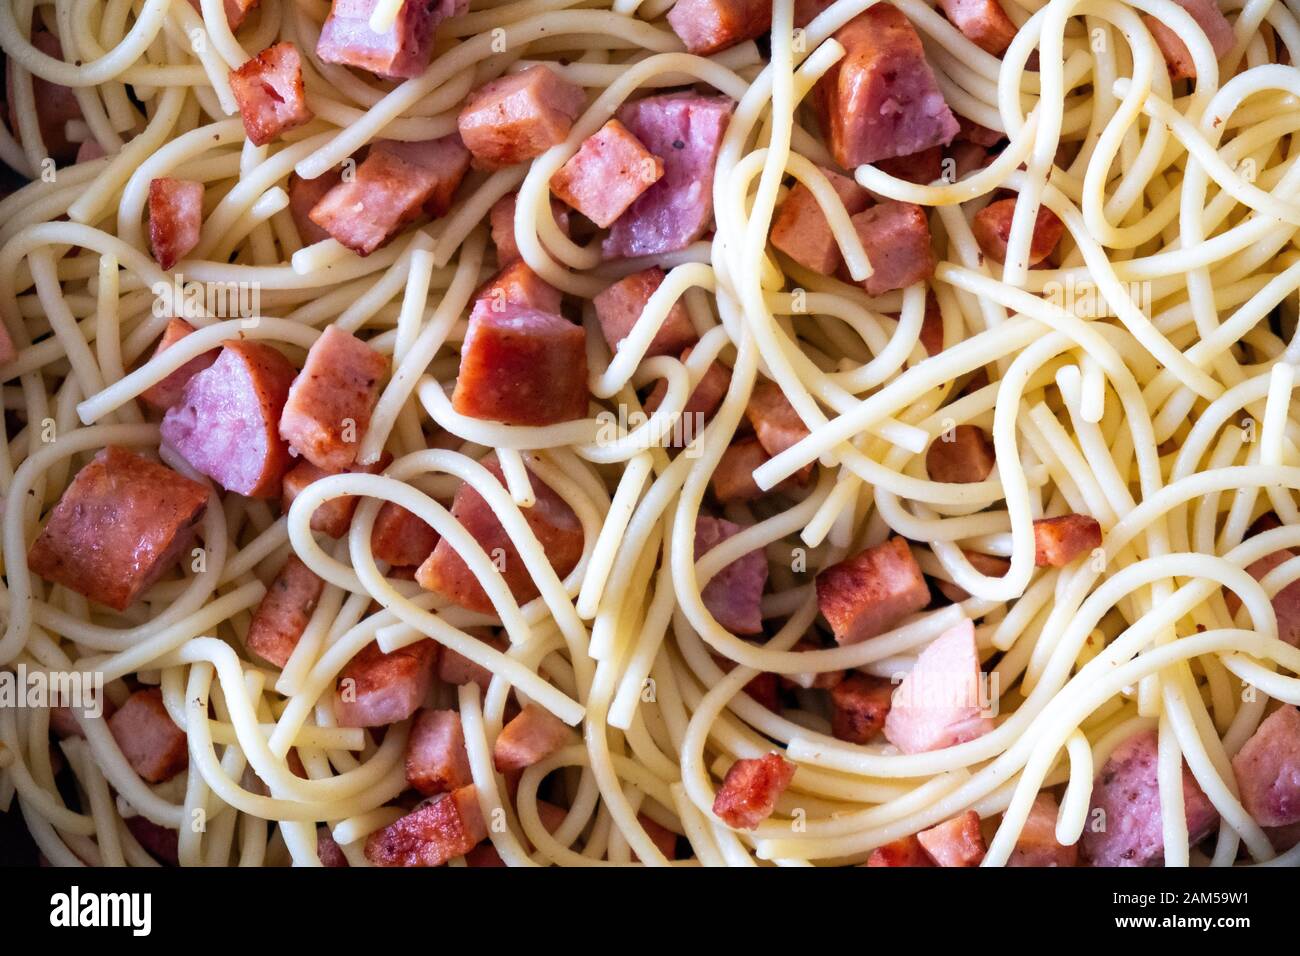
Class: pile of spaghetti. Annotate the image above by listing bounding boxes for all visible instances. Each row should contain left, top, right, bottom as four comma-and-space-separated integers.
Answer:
0, 0, 1299, 868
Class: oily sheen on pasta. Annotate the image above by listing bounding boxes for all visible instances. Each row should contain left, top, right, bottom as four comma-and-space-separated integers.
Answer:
0, 0, 1299, 869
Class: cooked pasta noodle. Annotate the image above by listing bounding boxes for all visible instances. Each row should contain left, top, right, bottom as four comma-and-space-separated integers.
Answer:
0, 0, 1298, 870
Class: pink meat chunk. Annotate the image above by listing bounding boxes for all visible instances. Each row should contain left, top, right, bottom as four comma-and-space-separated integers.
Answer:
309, 136, 469, 255
228, 42, 313, 146
138, 318, 219, 411
694, 515, 768, 635
161, 341, 298, 498
316, 0, 466, 79
279, 326, 389, 471
27, 447, 208, 612
416, 455, 584, 614
1082, 729, 1220, 866
406, 708, 473, 796
1231, 705, 1300, 828
817, 5, 960, 167
550, 119, 664, 228
365, 785, 487, 866
712, 751, 796, 829
493, 703, 575, 772
1007, 792, 1078, 866
602, 93, 735, 259
108, 688, 188, 783
816, 536, 931, 645
883, 618, 994, 754
451, 307, 588, 426
850, 201, 936, 296
457, 65, 585, 169
148, 178, 204, 271
334, 639, 439, 727
593, 266, 697, 358
769, 167, 870, 275
246, 554, 324, 668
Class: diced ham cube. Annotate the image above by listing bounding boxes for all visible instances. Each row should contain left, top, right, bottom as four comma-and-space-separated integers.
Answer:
710, 437, 767, 503
416, 455, 584, 613
816, 537, 931, 645
972, 197, 1065, 266
489, 191, 570, 266
1143, 0, 1235, 81
939, 0, 1018, 55
603, 93, 734, 259
406, 708, 473, 796
916, 809, 986, 866
1007, 792, 1078, 866
0, 322, 14, 365
643, 345, 732, 433
138, 318, 219, 411
695, 515, 768, 635
926, 424, 995, 484
666, 0, 842, 53
470, 261, 562, 320
438, 633, 509, 691
1082, 730, 1220, 866
374, 136, 471, 217
865, 834, 934, 867
246, 554, 325, 668
816, 6, 960, 168
933, 549, 1011, 603
1224, 548, 1300, 647
550, 120, 664, 228
279, 326, 389, 472
712, 751, 796, 829
161, 341, 298, 498
593, 267, 696, 358
493, 703, 575, 772
281, 454, 390, 539
850, 201, 936, 296
288, 170, 342, 245
188, 0, 260, 29
451, 307, 588, 426
28, 447, 208, 612
667, 0, 770, 55
1231, 705, 1300, 827
108, 688, 188, 783
334, 639, 438, 727
309, 137, 469, 255
457, 65, 585, 169
830, 673, 894, 744
317, 826, 349, 867
148, 178, 203, 271
124, 816, 180, 866
770, 167, 870, 275
746, 382, 811, 461
1033, 514, 1102, 567
371, 502, 439, 567
228, 42, 313, 147
316, 0, 465, 79
5, 32, 82, 164
365, 785, 487, 866
883, 618, 994, 754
